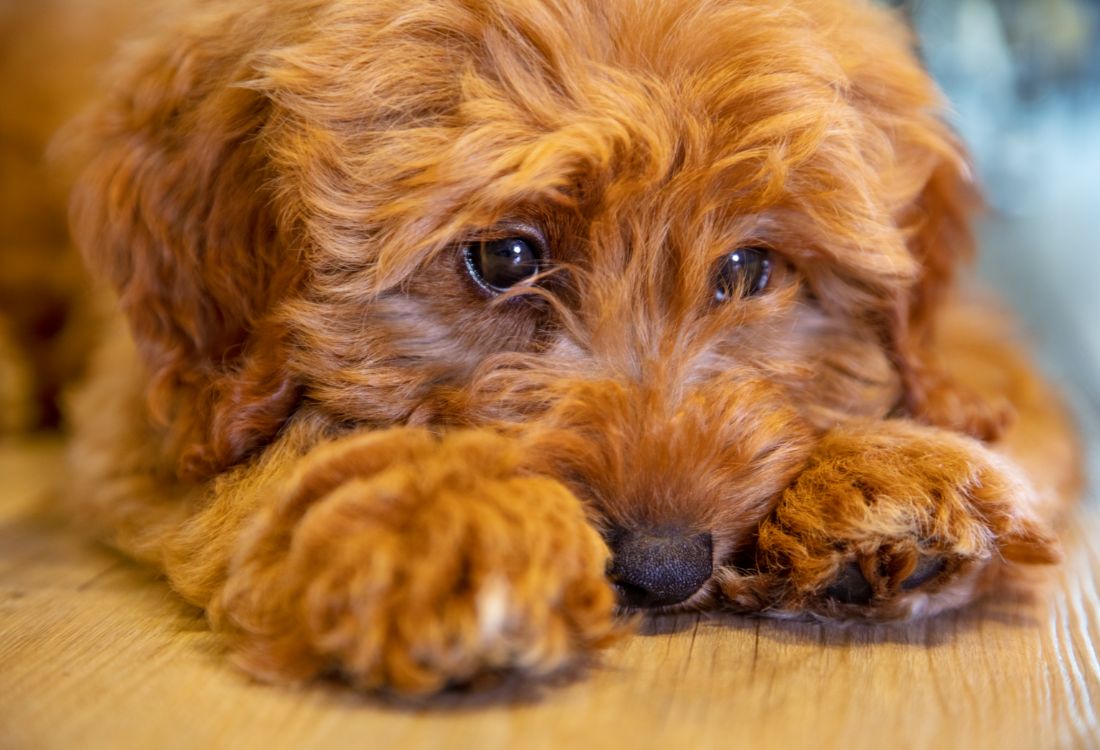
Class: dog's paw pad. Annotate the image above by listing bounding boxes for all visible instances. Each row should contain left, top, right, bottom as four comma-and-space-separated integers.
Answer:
824, 561, 873, 605
900, 555, 947, 591
819, 553, 950, 610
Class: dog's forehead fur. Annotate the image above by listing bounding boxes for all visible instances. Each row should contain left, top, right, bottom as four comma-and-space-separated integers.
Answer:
249, 0, 945, 298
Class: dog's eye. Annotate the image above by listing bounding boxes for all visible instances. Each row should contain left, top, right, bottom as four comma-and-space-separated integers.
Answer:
464, 236, 542, 292
714, 247, 772, 302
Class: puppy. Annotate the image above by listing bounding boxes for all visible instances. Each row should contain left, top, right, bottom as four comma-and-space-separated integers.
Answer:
56, 0, 1081, 694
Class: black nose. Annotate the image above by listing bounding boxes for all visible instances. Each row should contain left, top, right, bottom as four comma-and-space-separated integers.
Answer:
607, 529, 713, 608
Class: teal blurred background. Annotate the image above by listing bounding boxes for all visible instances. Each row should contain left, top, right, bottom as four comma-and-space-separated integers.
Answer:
888, 0, 1100, 463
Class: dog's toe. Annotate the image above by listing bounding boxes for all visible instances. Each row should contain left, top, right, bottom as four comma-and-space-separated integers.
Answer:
823, 553, 949, 608
808, 550, 955, 615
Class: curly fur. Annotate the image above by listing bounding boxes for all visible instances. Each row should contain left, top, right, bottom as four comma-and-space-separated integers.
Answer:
24, 0, 1081, 694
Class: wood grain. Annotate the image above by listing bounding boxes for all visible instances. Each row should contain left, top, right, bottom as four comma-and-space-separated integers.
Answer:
1, 437, 1097, 750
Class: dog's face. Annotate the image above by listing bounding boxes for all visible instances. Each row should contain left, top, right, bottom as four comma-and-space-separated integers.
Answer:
72, 0, 977, 609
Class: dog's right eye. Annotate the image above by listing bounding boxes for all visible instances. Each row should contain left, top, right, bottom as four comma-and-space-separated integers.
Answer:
714, 247, 773, 303
464, 236, 542, 292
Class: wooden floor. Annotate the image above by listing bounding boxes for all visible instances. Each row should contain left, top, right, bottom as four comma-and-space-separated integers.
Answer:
1, 437, 1098, 750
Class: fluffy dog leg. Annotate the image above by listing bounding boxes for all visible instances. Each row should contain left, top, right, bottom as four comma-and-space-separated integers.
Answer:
209, 427, 619, 693
65, 334, 616, 693
734, 419, 1060, 620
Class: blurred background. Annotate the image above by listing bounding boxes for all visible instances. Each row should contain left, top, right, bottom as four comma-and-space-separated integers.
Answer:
884, 0, 1100, 463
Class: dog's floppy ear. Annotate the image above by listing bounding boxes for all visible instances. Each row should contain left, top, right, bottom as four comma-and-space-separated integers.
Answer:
888, 144, 1010, 440
840, 6, 1009, 441
69, 15, 302, 479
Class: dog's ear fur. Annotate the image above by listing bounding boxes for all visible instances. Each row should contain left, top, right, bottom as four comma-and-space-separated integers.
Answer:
890, 148, 1010, 440
69, 15, 302, 480
842, 6, 1008, 441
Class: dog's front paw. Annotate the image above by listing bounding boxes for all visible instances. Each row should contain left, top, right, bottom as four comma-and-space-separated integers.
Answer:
215, 429, 618, 695
741, 420, 1059, 620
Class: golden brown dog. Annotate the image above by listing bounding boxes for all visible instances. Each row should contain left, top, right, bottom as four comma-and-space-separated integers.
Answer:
15, 0, 1085, 694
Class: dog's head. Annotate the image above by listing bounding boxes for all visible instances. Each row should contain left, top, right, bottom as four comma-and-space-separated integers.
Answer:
72, 0, 985, 609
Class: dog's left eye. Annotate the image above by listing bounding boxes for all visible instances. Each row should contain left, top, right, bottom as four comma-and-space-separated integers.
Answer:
464, 236, 542, 292
714, 247, 772, 302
